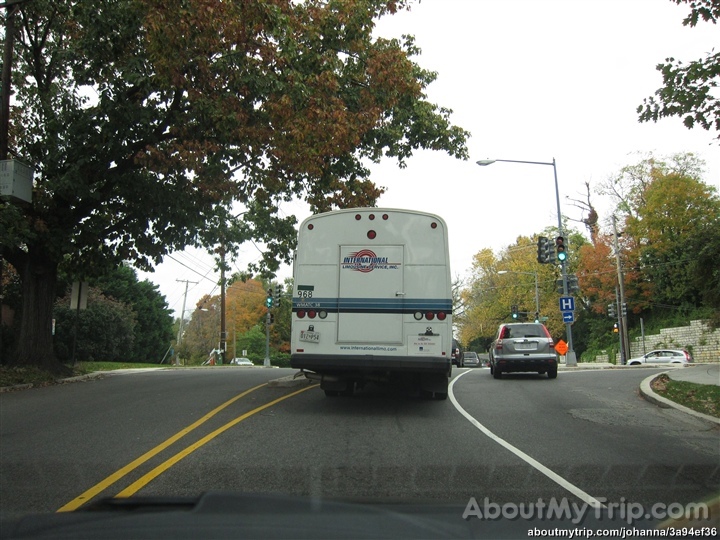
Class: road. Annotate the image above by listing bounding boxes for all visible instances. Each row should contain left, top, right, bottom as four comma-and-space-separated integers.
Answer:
1, 366, 718, 523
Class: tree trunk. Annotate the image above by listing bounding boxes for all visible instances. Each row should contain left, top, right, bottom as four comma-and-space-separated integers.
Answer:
10, 248, 69, 374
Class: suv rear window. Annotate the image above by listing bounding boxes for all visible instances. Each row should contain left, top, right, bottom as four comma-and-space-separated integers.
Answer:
500, 324, 548, 339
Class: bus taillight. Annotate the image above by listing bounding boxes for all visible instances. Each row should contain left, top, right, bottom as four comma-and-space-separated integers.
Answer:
437, 312, 447, 321
297, 310, 306, 318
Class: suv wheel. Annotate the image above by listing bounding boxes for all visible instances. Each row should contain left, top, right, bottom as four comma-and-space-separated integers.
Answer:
547, 367, 558, 379
493, 366, 502, 379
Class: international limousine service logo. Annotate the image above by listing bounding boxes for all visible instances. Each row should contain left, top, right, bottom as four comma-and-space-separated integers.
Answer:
342, 250, 400, 272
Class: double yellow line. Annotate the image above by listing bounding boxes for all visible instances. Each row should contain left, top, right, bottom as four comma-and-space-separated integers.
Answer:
57, 382, 316, 512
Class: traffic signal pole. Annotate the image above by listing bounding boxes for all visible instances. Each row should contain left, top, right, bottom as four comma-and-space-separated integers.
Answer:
477, 158, 576, 365
264, 288, 272, 367
612, 216, 629, 364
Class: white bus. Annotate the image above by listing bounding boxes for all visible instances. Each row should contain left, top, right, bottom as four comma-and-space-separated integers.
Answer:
290, 208, 453, 398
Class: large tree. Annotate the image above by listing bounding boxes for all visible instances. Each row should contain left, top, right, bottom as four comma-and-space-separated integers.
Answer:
1, 0, 469, 371
637, 0, 720, 140
91, 265, 174, 362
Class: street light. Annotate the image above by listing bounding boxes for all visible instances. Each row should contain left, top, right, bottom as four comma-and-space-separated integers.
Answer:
497, 270, 539, 320
478, 158, 576, 365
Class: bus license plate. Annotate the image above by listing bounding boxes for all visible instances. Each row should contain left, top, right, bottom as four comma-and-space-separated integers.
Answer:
300, 330, 320, 343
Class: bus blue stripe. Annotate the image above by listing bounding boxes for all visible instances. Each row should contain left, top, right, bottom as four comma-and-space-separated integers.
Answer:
292, 298, 452, 313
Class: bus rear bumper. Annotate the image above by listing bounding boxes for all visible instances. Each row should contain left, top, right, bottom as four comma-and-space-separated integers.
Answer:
290, 354, 450, 375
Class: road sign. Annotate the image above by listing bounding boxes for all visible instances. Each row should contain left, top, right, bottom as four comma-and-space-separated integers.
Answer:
555, 340, 568, 355
559, 296, 575, 312
562, 311, 575, 323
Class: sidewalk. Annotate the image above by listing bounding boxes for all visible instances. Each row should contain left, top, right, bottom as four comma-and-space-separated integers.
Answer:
665, 363, 720, 386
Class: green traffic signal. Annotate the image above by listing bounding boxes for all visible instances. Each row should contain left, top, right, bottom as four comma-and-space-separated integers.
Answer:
555, 236, 567, 262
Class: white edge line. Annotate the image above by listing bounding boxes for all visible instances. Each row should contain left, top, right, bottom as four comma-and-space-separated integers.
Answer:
449, 370, 607, 509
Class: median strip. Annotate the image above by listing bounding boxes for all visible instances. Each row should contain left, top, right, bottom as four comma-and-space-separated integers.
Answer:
57, 382, 269, 512
115, 384, 317, 498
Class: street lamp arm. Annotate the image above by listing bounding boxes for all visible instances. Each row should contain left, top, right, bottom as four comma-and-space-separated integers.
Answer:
477, 158, 555, 167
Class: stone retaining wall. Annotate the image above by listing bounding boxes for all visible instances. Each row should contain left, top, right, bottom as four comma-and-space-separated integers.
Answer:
594, 320, 719, 363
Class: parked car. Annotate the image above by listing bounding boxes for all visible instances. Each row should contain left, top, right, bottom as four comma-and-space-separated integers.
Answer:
461, 351, 480, 367
488, 322, 557, 379
626, 349, 693, 365
451, 338, 462, 367
230, 357, 254, 366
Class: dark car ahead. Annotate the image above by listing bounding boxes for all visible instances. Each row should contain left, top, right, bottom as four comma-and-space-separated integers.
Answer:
488, 322, 558, 379
451, 338, 462, 367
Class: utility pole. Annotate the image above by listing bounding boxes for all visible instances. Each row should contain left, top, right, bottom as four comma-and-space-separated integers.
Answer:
175, 279, 197, 365
264, 287, 272, 367
219, 244, 226, 365
612, 215, 629, 364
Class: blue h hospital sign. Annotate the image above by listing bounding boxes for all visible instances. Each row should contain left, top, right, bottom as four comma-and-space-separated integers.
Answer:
559, 296, 575, 312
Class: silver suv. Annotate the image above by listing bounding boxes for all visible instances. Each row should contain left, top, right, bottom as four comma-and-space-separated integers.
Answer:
489, 323, 558, 379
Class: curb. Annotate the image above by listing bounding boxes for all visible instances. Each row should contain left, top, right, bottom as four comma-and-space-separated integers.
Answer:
267, 374, 313, 388
639, 372, 720, 426
0, 371, 104, 393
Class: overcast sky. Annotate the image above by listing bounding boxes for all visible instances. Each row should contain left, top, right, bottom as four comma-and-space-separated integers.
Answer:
139, 0, 720, 318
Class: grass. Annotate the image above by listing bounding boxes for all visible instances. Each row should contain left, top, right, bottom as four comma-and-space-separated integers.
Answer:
0, 361, 167, 389
651, 374, 720, 418
74, 361, 169, 373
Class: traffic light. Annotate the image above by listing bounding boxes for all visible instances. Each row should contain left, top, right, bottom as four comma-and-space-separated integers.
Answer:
511, 305, 519, 319
555, 236, 567, 262
269, 313, 275, 324
608, 303, 616, 318
275, 284, 283, 298
546, 242, 556, 264
537, 237, 549, 263
266, 288, 273, 308
567, 274, 579, 294
556, 278, 564, 294
621, 302, 628, 317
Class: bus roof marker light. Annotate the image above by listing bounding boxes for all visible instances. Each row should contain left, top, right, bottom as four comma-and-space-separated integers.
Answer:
355, 214, 362, 220
367, 230, 376, 239
382, 214, 389, 220
431, 222, 438, 229
369, 214, 375, 220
